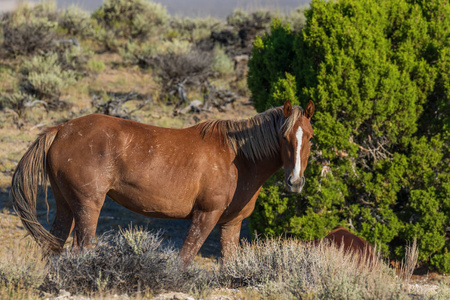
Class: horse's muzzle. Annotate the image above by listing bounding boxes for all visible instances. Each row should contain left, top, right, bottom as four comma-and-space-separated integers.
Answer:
286, 175, 305, 193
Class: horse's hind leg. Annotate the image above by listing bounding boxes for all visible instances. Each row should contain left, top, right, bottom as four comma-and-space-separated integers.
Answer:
71, 194, 106, 251
49, 177, 74, 251
50, 178, 107, 251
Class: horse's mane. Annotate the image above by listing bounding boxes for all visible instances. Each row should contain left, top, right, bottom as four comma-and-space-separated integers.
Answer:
196, 106, 304, 162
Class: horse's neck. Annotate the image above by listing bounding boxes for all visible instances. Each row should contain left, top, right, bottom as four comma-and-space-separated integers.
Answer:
236, 153, 283, 188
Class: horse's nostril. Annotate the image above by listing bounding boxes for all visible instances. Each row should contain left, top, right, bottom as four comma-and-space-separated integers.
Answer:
287, 176, 293, 186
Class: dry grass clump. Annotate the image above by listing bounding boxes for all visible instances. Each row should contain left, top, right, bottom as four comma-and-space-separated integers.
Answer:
0, 211, 46, 299
0, 245, 46, 292
218, 237, 410, 299
399, 238, 419, 283
42, 227, 210, 296
0, 220, 448, 299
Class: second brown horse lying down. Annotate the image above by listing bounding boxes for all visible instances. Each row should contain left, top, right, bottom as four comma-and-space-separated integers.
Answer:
309, 228, 377, 265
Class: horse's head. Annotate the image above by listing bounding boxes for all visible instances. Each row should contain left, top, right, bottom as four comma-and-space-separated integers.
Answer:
280, 100, 315, 193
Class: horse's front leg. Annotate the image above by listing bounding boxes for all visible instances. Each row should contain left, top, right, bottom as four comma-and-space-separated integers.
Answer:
219, 219, 243, 261
180, 209, 222, 266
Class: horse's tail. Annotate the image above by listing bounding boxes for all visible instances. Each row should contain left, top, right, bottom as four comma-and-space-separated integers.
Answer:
11, 126, 62, 254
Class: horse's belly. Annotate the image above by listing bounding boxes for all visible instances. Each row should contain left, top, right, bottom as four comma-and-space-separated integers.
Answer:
107, 183, 196, 219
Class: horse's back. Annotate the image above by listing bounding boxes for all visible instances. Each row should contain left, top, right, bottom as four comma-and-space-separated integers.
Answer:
45, 114, 237, 219
323, 228, 373, 255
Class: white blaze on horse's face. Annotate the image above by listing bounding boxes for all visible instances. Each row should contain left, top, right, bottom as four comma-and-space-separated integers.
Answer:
284, 123, 306, 194
281, 99, 315, 194
292, 126, 303, 182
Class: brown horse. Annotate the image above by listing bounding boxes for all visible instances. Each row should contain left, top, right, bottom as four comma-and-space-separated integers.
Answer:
310, 227, 377, 266
12, 100, 314, 265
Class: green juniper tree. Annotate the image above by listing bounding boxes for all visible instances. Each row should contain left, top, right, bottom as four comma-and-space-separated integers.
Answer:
248, 0, 450, 272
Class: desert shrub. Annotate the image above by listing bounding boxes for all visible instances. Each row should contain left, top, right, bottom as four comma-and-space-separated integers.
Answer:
43, 227, 209, 295
160, 39, 193, 54
55, 42, 91, 74
282, 5, 307, 32
227, 9, 272, 32
0, 242, 46, 291
93, 27, 120, 52
27, 1, 59, 21
169, 17, 224, 43
211, 46, 234, 76
120, 41, 156, 68
155, 47, 213, 92
0, 261, 45, 291
58, 5, 94, 38
218, 238, 406, 299
1, 92, 47, 121
248, 0, 450, 268
226, 9, 273, 51
0, 2, 58, 57
19, 54, 76, 103
92, 0, 169, 42
86, 59, 105, 74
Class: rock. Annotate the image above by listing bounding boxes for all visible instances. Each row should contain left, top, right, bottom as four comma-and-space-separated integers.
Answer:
153, 292, 194, 300
179, 100, 205, 114
59, 290, 71, 298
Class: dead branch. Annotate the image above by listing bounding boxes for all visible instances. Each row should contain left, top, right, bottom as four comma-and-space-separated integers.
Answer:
91, 90, 151, 119
358, 135, 393, 163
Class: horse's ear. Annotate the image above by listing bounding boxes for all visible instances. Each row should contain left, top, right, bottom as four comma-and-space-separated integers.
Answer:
283, 100, 292, 118
305, 100, 315, 120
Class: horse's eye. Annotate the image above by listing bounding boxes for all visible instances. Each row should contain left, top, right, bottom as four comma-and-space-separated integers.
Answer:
283, 136, 287, 141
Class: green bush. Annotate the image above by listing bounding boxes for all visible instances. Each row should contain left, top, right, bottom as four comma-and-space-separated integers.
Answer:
20, 54, 76, 102
92, 0, 169, 42
0, 2, 58, 57
247, 19, 298, 112
248, 0, 450, 267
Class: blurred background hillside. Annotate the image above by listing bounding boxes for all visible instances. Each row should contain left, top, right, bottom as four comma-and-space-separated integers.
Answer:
1, 0, 310, 18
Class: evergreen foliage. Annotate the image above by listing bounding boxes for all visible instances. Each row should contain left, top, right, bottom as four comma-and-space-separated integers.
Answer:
248, 0, 450, 273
